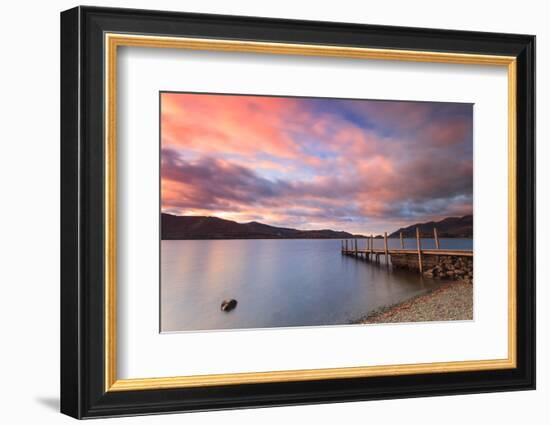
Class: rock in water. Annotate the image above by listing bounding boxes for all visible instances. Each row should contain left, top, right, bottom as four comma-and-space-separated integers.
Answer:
221, 299, 238, 312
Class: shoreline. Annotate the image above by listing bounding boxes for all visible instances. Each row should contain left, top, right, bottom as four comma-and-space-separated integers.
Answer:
354, 281, 473, 324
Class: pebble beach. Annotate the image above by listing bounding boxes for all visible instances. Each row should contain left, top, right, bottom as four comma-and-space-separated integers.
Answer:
358, 281, 473, 324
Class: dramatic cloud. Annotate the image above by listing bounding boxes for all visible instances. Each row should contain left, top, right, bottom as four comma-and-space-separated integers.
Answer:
161, 93, 473, 234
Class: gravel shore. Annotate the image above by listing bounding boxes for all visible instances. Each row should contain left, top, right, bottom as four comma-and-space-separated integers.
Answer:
358, 281, 473, 324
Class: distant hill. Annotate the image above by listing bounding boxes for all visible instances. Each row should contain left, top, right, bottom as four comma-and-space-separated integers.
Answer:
161, 213, 365, 240
388, 215, 473, 238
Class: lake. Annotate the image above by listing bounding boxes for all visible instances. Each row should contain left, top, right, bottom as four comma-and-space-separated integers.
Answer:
160, 238, 473, 332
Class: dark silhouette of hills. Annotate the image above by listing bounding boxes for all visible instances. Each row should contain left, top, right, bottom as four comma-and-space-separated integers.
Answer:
388, 215, 473, 238
161, 213, 366, 240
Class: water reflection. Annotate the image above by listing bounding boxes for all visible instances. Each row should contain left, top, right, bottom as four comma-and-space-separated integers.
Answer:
160, 238, 472, 332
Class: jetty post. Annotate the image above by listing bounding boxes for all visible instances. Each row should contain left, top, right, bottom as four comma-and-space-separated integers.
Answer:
354, 238, 358, 256
433, 227, 440, 249
370, 234, 374, 260
400, 232, 404, 249
416, 227, 423, 273
341, 239, 344, 253
345, 239, 348, 252
384, 232, 389, 265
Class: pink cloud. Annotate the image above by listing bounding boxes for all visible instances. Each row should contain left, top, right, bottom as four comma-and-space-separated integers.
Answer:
420, 118, 472, 146
162, 93, 303, 159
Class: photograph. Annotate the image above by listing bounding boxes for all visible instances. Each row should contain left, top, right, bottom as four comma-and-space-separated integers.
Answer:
160, 92, 474, 332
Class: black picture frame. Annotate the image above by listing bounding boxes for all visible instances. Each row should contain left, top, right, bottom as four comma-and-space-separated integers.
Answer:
61, 5, 535, 419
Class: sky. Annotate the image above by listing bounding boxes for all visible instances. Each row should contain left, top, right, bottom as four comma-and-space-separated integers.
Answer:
160, 92, 473, 235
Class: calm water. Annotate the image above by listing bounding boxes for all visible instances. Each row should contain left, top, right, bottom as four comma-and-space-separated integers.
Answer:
161, 238, 473, 332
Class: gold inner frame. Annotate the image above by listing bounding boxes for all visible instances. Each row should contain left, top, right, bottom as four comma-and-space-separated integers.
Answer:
104, 33, 517, 392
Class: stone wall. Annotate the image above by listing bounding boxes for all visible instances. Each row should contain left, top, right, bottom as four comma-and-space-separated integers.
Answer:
390, 253, 473, 284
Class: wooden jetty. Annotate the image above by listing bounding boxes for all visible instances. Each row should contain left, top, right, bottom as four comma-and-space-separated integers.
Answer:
341, 227, 472, 274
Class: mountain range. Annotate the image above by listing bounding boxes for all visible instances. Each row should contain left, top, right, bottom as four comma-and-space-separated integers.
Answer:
161, 213, 473, 240
161, 213, 364, 240
388, 215, 473, 238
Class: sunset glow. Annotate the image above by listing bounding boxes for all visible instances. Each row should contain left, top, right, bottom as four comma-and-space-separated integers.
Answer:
161, 92, 473, 234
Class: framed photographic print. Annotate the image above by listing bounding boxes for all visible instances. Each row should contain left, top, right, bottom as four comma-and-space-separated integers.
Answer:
60, 6, 535, 419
